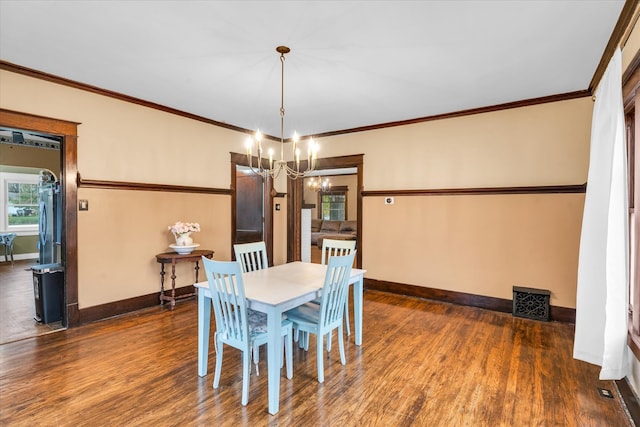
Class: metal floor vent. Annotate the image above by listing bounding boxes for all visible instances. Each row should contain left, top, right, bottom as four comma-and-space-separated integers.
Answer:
513, 286, 550, 321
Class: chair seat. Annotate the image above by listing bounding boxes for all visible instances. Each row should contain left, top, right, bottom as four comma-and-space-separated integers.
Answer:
247, 309, 287, 335
284, 303, 320, 325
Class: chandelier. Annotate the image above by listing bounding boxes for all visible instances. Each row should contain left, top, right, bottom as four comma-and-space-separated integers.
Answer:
307, 176, 331, 192
245, 46, 318, 179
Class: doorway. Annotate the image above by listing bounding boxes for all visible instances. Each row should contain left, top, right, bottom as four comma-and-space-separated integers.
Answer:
0, 128, 64, 343
288, 154, 364, 268
0, 108, 79, 336
231, 154, 274, 265
302, 169, 358, 264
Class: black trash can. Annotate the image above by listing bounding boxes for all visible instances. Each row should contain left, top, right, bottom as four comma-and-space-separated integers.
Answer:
32, 263, 64, 323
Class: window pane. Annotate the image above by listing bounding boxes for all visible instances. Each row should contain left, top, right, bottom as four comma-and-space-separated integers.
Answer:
7, 181, 39, 226
321, 193, 346, 221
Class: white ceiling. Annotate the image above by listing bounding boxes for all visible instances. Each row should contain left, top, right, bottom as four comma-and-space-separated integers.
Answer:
0, 1, 626, 139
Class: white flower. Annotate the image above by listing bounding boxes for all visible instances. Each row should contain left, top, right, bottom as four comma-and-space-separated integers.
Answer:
168, 221, 200, 236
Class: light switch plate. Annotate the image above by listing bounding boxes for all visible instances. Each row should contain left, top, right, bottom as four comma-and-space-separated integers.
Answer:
79, 199, 89, 211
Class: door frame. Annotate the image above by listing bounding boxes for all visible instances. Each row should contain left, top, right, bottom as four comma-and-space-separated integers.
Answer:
0, 108, 79, 327
288, 154, 364, 268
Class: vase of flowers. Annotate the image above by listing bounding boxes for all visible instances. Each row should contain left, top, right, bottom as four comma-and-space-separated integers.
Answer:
168, 221, 200, 246
175, 232, 193, 246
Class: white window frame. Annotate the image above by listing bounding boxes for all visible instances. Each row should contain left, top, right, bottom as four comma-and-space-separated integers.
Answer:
0, 171, 40, 235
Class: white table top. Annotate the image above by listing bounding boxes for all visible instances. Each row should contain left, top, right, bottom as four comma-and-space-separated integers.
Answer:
195, 261, 366, 308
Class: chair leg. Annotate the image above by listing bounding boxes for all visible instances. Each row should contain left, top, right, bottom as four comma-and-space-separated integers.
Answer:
281, 334, 286, 369
285, 327, 293, 379
344, 300, 351, 336
317, 332, 324, 383
253, 344, 260, 376
298, 330, 309, 350
326, 330, 332, 352
338, 324, 346, 365
241, 347, 251, 406
213, 340, 224, 389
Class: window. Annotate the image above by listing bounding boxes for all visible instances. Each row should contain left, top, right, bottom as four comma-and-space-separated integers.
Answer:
624, 60, 640, 355
318, 187, 348, 221
1, 172, 40, 233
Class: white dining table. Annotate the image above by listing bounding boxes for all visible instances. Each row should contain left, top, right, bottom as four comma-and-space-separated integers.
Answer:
195, 261, 366, 415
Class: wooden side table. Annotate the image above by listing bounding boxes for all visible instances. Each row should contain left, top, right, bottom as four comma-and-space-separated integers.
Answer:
155, 249, 214, 309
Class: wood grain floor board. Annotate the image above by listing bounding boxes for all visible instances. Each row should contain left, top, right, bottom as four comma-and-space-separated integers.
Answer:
0, 286, 630, 426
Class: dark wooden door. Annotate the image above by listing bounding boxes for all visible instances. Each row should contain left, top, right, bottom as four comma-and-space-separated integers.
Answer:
235, 168, 264, 244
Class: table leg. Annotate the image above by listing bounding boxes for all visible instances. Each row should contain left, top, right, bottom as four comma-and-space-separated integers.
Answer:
267, 305, 283, 415
198, 291, 211, 377
354, 275, 363, 346
194, 260, 200, 283
170, 262, 177, 309
159, 264, 166, 305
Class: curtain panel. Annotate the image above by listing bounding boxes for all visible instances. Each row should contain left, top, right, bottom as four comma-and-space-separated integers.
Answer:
573, 48, 629, 380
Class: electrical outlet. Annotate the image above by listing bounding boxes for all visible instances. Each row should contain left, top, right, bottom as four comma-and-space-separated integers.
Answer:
384, 197, 394, 205
598, 388, 614, 399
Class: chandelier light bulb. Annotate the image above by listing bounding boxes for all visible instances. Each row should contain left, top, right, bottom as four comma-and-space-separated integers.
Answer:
245, 137, 253, 157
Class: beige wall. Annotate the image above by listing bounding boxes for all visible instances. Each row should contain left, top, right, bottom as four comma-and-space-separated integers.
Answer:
1, 68, 591, 311
1, 70, 248, 308
363, 194, 584, 306
0, 71, 247, 187
317, 98, 593, 309
77, 188, 230, 307
273, 196, 287, 266
1, 144, 60, 174
319, 98, 591, 190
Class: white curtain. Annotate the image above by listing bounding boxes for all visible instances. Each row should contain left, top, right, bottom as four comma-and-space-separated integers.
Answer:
573, 48, 629, 380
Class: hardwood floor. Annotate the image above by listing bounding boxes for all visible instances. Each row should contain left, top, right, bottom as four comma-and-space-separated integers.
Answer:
0, 260, 65, 345
0, 289, 630, 426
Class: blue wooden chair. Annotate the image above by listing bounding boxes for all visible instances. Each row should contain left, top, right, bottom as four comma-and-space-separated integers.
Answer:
201, 257, 293, 405
0, 233, 17, 264
234, 241, 269, 273
233, 240, 276, 369
285, 251, 355, 383
320, 238, 356, 337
